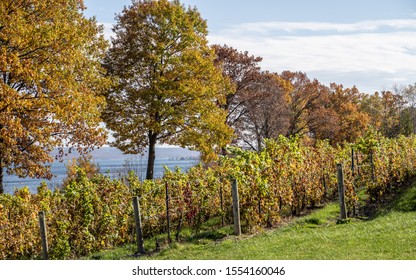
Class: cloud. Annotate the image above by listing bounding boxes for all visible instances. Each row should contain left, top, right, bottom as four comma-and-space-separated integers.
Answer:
229, 19, 416, 34
97, 19, 416, 93
208, 19, 416, 93
98, 22, 114, 40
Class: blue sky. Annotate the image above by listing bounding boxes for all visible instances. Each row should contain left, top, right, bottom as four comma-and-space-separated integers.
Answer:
83, 0, 416, 94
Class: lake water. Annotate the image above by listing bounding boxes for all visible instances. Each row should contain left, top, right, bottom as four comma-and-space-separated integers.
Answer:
3, 147, 200, 194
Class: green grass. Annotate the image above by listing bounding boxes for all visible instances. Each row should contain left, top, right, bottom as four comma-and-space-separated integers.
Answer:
87, 182, 416, 260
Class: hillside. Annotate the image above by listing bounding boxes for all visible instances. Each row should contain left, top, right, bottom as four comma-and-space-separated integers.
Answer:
88, 181, 416, 260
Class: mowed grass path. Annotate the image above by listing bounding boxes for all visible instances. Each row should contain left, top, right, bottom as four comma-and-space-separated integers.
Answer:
146, 205, 416, 260
89, 183, 416, 260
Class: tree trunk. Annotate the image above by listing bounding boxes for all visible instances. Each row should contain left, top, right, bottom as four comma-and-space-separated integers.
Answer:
146, 132, 157, 180
256, 133, 262, 152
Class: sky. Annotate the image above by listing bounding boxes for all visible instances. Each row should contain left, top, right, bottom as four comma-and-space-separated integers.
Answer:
83, 0, 416, 94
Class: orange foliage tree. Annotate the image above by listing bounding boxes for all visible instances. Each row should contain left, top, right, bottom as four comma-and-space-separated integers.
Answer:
103, 0, 233, 179
0, 0, 110, 193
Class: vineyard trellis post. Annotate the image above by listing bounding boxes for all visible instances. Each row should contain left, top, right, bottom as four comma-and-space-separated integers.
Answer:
322, 174, 327, 200
355, 149, 361, 177
351, 148, 357, 216
220, 182, 224, 227
370, 150, 375, 182
132, 196, 145, 254
38, 211, 49, 260
231, 178, 241, 236
336, 164, 347, 220
165, 182, 172, 243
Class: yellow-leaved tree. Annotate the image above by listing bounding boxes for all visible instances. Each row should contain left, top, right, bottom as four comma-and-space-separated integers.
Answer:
103, 0, 233, 180
0, 0, 110, 193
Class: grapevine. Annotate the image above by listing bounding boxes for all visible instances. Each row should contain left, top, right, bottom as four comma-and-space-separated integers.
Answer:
1, 133, 416, 259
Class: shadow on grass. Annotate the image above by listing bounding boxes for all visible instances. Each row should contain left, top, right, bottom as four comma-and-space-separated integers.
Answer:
358, 177, 416, 220
185, 226, 232, 243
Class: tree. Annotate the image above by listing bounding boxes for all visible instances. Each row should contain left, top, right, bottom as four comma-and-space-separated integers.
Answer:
276, 72, 369, 144
280, 71, 327, 138
326, 84, 369, 143
362, 90, 405, 138
306, 89, 339, 142
103, 0, 233, 180
0, 0, 109, 193
212, 44, 262, 147
402, 83, 416, 134
380, 90, 405, 137
360, 91, 384, 130
242, 72, 291, 151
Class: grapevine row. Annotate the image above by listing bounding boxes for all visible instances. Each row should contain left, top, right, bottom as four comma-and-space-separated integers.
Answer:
1, 131, 416, 259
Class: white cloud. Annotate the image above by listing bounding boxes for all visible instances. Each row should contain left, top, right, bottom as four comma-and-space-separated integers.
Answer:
98, 19, 416, 93
209, 32, 416, 73
98, 22, 114, 40
230, 19, 416, 34
208, 19, 416, 93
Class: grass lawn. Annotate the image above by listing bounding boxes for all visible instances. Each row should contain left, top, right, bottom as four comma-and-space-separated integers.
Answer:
87, 182, 416, 260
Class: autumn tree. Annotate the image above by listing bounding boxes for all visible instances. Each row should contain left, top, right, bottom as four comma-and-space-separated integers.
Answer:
380, 90, 406, 137
280, 71, 328, 138
360, 91, 384, 130
402, 83, 416, 134
361, 90, 406, 137
242, 72, 291, 151
103, 0, 232, 180
326, 84, 369, 143
212, 44, 262, 146
0, 0, 109, 193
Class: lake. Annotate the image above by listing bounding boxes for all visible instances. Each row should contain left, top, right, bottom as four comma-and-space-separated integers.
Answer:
3, 147, 200, 194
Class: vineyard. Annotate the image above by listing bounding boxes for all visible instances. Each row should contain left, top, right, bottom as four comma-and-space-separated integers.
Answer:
1, 131, 416, 259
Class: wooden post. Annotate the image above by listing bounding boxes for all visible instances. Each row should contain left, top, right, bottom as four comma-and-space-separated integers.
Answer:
336, 164, 347, 220
38, 211, 49, 260
355, 150, 361, 177
165, 182, 171, 243
351, 148, 357, 216
231, 178, 241, 235
220, 184, 224, 227
370, 150, 375, 182
132, 196, 145, 254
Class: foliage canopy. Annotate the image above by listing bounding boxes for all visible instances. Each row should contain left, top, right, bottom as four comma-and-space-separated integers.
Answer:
103, 0, 233, 179
0, 0, 110, 193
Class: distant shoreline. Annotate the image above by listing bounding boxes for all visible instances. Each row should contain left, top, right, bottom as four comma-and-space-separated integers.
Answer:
3, 147, 200, 194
